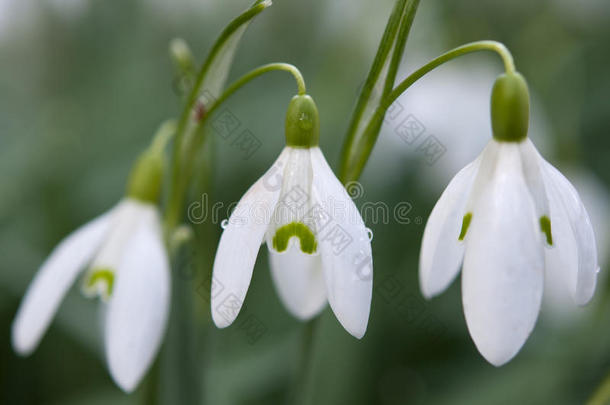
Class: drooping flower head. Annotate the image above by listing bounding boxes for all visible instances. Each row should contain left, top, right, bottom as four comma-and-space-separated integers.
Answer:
419, 71, 599, 365
12, 140, 171, 392
211, 94, 373, 338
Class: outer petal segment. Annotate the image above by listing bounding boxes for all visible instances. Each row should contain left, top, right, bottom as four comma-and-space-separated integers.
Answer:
311, 147, 372, 339
541, 159, 598, 305
105, 206, 170, 393
211, 148, 288, 328
419, 157, 480, 298
12, 209, 113, 355
462, 144, 544, 366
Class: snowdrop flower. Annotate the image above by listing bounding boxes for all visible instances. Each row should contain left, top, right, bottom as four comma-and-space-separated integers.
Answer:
419, 71, 599, 365
211, 94, 373, 338
12, 148, 170, 392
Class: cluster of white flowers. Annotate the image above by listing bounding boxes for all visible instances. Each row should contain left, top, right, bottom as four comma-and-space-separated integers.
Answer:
8, 1, 603, 396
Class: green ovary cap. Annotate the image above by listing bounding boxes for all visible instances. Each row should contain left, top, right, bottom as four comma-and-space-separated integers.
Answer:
285, 94, 319, 148
490, 72, 530, 142
126, 151, 164, 203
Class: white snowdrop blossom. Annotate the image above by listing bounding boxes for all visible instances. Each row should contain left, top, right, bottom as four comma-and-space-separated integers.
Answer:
211, 95, 373, 338
419, 71, 599, 365
12, 152, 170, 392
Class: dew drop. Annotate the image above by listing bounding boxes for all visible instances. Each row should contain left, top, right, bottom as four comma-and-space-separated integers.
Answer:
360, 266, 372, 278
221, 219, 229, 229
366, 228, 374, 242
298, 112, 313, 130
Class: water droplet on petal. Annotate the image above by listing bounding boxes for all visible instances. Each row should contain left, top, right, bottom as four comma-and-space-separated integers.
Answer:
221, 219, 229, 229
366, 228, 373, 242
298, 112, 313, 130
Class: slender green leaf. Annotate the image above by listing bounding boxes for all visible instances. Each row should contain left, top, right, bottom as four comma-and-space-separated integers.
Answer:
166, 0, 272, 231
190, 0, 272, 108
161, 2, 272, 404
339, 0, 420, 184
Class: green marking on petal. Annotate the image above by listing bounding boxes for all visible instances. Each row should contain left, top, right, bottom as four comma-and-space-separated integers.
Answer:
540, 215, 553, 246
86, 268, 115, 299
458, 212, 473, 241
272, 222, 317, 254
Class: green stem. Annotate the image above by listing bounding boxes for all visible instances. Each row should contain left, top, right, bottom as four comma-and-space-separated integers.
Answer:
163, 63, 306, 234
388, 40, 514, 104
291, 318, 318, 405
208, 63, 306, 118
341, 40, 515, 183
165, 0, 271, 233
141, 359, 160, 405
587, 371, 610, 405
151, 120, 177, 155
338, 0, 419, 183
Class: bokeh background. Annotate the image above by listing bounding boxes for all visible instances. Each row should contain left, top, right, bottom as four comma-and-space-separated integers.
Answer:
1, 0, 610, 404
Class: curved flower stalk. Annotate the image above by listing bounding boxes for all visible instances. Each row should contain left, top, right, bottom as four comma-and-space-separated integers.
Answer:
11, 130, 172, 392
211, 95, 373, 338
376, 58, 552, 191
419, 71, 600, 365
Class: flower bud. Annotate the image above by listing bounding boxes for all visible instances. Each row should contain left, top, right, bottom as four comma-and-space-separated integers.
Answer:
491, 72, 530, 142
169, 38, 195, 74
285, 94, 319, 148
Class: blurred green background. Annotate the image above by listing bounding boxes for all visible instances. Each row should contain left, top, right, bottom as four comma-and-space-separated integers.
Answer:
1, 0, 610, 404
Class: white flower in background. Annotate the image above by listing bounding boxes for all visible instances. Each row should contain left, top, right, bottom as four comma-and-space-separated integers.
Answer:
211, 95, 373, 338
419, 71, 599, 366
11, 150, 170, 392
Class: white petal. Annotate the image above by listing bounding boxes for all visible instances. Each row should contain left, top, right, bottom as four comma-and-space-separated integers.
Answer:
310, 147, 372, 339
11, 209, 113, 356
419, 157, 480, 298
84, 199, 146, 300
419, 139, 501, 299
462, 144, 544, 366
463, 140, 501, 211
541, 159, 598, 305
268, 245, 326, 320
105, 206, 170, 393
266, 147, 314, 243
211, 148, 288, 328
519, 139, 551, 225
